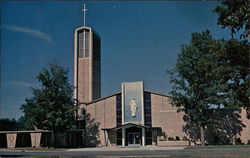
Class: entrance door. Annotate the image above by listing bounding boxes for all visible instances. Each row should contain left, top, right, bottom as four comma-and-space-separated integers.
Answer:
128, 132, 141, 145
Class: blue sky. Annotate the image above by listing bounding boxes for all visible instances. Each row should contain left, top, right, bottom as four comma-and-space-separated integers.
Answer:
0, 1, 231, 119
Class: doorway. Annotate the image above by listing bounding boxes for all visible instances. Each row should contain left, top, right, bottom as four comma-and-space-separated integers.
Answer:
128, 132, 141, 145
125, 126, 142, 146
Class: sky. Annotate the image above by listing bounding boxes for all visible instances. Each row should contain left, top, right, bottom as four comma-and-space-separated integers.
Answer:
0, 1, 231, 119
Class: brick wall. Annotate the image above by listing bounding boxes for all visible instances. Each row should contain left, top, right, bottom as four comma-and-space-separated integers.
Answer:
83, 91, 250, 146
239, 109, 250, 144
151, 93, 187, 140
85, 95, 117, 146
77, 59, 90, 102
151, 93, 250, 144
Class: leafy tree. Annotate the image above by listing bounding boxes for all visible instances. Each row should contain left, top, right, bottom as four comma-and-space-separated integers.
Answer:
0, 118, 17, 131
214, 0, 250, 39
215, 40, 249, 108
206, 109, 245, 145
79, 109, 100, 147
20, 62, 76, 137
169, 0, 249, 146
214, 0, 250, 118
169, 30, 249, 145
168, 30, 227, 146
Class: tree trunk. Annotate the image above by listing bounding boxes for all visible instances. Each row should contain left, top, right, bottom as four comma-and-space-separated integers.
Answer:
200, 125, 205, 146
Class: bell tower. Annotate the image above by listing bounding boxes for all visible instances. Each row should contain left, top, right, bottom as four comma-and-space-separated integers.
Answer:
74, 4, 101, 103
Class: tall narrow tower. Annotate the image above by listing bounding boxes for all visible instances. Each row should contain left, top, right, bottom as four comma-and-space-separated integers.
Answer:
74, 4, 101, 103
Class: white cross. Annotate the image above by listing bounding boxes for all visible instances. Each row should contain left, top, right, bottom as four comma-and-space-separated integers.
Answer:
81, 3, 88, 26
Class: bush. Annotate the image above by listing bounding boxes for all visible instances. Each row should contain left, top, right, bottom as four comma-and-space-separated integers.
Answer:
183, 136, 188, 141
175, 136, 180, 141
235, 138, 243, 145
168, 137, 175, 141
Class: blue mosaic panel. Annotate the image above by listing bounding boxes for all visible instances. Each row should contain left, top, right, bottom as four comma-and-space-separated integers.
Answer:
123, 82, 144, 124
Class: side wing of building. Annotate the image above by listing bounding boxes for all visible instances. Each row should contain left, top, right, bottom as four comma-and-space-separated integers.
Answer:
150, 92, 187, 140
83, 94, 118, 146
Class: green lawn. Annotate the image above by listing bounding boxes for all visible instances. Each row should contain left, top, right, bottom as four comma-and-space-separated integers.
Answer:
185, 144, 250, 149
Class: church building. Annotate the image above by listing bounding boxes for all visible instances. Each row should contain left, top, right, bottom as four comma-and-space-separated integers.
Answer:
74, 5, 250, 147
79, 81, 189, 146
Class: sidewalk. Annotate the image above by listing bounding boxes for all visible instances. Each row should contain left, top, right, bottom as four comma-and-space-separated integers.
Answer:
67, 146, 186, 152
0, 146, 186, 153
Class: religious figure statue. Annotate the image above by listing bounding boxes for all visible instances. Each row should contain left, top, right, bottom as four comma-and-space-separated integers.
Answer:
130, 97, 137, 117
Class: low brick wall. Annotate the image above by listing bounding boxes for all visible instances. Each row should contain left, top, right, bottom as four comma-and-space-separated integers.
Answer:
158, 141, 189, 146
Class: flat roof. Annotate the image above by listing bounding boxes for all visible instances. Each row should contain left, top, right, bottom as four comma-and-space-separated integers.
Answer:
84, 91, 121, 105
144, 90, 171, 98
0, 130, 52, 134
84, 90, 171, 105
101, 123, 150, 131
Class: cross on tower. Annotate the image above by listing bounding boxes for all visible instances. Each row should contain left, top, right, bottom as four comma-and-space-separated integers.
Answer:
81, 3, 88, 26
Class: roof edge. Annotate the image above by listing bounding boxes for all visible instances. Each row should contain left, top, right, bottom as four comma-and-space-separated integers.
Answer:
84, 91, 121, 105
84, 90, 172, 105
75, 26, 92, 32
144, 90, 172, 98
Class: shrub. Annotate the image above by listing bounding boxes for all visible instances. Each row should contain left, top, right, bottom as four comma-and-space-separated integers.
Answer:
183, 136, 188, 141
168, 137, 175, 141
176, 136, 180, 141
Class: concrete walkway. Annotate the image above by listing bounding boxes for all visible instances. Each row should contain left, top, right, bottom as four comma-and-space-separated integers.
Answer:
67, 146, 186, 152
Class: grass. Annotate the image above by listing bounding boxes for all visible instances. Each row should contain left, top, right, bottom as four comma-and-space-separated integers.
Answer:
1, 146, 250, 158
185, 144, 250, 149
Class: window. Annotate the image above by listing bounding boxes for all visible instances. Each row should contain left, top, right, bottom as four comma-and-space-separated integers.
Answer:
144, 92, 151, 127
116, 94, 122, 126
78, 29, 90, 58
117, 129, 122, 145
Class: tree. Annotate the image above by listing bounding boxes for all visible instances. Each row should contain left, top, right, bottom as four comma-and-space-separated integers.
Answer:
79, 109, 100, 147
214, 0, 250, 39
215, 39, 249, 108
214, 0, 250, 118
0, 118, 17, 131
206, 109, 245, 145
168, 30, 227, 146
168, 0, 249, 146
20, 62, 76, 140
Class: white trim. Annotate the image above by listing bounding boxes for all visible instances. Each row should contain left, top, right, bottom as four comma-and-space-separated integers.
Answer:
75, 26, 91, 32
89, 28, 93, 101
142, 128, 145, 146
73, 30, 78, 101
141, 81, 144, 125
122, 127, 125, 146
121, 83, 125, 125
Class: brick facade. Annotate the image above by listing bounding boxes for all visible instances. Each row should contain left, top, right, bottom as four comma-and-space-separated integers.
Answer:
151, 93, 187, 140
77, 59, 90, 103
82, 91, 250, 146
84, 95, 117, 146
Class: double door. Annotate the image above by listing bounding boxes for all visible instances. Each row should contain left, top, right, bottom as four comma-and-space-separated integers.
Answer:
128, 132, 141, 145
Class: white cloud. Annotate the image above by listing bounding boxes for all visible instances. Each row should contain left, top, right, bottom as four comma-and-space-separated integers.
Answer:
2, 25, 52, 43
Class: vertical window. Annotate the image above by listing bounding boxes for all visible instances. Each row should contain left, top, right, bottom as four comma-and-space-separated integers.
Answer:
116, 94, 122, 127
144, 92, 151, 127
78, 29, 90, 58
78, 31, 84, 58
84, 31, 90, 57
116, 94, 122, 145
144, 92, 152, 145
92, 32, 101, 100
